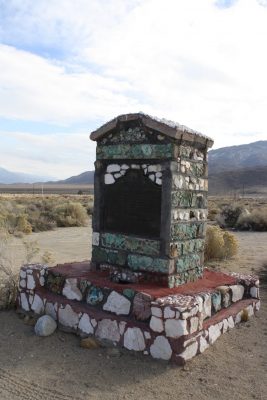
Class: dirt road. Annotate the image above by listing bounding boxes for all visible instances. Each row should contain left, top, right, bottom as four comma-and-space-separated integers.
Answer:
0, 228, 266, 400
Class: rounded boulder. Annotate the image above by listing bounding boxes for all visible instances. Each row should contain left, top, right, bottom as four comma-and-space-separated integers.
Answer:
34, 315, 57, 337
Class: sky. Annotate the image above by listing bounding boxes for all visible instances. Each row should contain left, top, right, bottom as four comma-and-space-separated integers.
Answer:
0, 0, 267, 179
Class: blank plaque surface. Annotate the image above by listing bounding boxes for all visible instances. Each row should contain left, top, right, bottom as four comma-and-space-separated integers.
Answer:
102, 169, 162, 238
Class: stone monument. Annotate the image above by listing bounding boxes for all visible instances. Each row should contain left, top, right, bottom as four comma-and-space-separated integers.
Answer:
17, 113, 260, 364
90, 113, 213, 287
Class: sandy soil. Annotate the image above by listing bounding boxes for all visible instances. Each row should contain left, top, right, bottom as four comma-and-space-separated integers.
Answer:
0, 226, 267, 400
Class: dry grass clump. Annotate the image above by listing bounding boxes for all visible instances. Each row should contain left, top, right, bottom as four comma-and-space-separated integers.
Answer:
0, 229, 18, 309
218, 204, 246, 228
0, 195, 93, 235
205, 225, 238, 262
236, 208, 267, 231
54, 202, 88, 227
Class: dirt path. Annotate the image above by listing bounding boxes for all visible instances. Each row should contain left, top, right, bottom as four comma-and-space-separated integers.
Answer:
7, 225, 92, 271
0, 229, 267, 400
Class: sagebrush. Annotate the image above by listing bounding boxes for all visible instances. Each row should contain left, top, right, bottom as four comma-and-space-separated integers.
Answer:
204, 225, 238, 261
0, 195, 93, 235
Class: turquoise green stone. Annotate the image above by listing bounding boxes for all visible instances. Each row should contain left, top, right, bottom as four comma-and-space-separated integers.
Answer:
127, 254, 170, 273
101, 233, 160, 256
191, 162, 206, 177
171, 191, 193, 208
171, 191, 207, 208
92, 246, 127, 266
171, 223, 205, 241
86, 286, 103, 305
96, 143, 174, 160
123, 288, 135, 299
211, 291, 222, 312
176, 253, 202, 273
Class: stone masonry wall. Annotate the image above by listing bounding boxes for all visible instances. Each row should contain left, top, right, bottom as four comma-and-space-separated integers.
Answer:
17, 264, 260, 364
91, 124, 210, 287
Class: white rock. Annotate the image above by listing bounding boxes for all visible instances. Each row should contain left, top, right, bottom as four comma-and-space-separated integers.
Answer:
150, 336, 172, 360
58, 304, 79, 328
131, 164, 140, 169
151, 306, 162, 318
92, 232, 100, 246
208, 324, 221, 344
255, 301, 261, 311
96, 319, 120, 342
39, 277, 45, 286
164, 306, 175, 319
202, 293, 211, 319
174, 176, 184, 189
62, 278, 82, 301
156, 178, 162, 185
20, 279, 26, 288
144, 331, 151, 339
148, 165, 157, 172
230, 285, 245, 302
124, 327, 145, 351
190, 317, 199, 334
103, 291, 131, 315
150, 316, 164, 333
20, 270, 26, 279
31, 294, 44, 314
235, 312, 242, 324
199, 336, 209, 353
27, 274, 35, 290
107, 164, 120, 173
91, 319, 97, 327
156, 172, 162, 178
45, 302, 57, 320
250, 286, 259, 299
222, 318, 228, 333
78, 314, 94, 335
228, 316, 235, 329
195, 296, 203, 313
104, 174, 115, 184
34, 315, 57, 337
20, 292, 29, 311
180, 342, 198, 361
148, 174, 155, 182
114, 173, 122, 178
165, 318, 188, 338
119, 321, 126, 335
246, 305, 254, 317
121, 164, 129, 170
181, 306, 198, 320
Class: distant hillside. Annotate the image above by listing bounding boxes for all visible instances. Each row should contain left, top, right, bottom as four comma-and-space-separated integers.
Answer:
209, 140, 267, 174
209, 165, 267, 195
55, 171, 94, 185
56, 140, 267, 195
0, 166, 51, 184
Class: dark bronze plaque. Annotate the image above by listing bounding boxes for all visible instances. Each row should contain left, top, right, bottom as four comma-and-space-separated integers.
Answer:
102, 169, 161, 238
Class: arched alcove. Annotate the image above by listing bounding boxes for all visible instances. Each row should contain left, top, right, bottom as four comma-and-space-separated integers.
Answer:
102, 169, 162, 238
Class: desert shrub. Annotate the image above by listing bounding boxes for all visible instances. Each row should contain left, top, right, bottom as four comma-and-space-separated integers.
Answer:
54, 202, 88, 227
218, 204, 246, 228
0, 229, 18, 309
236, 208, 267, 231
16, 214, 32, 234
208, 208, 219, 221
205, 225, 238, 262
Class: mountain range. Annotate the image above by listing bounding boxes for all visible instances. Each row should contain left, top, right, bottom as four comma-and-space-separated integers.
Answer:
0, 166, 53, 184
1, 140, 267, 195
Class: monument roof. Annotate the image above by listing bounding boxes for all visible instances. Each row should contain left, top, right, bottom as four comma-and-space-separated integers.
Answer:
90, 112, 214, 147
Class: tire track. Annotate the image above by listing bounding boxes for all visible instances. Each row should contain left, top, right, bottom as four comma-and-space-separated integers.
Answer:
0, 367, 82, 400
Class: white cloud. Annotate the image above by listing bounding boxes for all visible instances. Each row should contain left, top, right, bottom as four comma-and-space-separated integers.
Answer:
0, 0, 266, 180
0, 131, 96, 178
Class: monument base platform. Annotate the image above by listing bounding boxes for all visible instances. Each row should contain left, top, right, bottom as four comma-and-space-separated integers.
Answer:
17, 262, 260, 364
